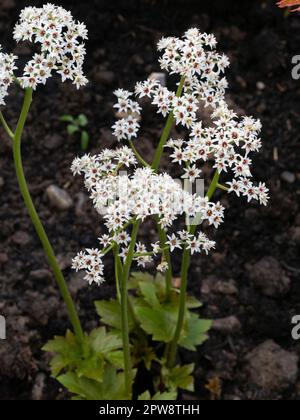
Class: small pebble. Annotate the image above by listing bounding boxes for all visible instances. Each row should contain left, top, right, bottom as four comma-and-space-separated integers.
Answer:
46, 185, 73, 211
212, 316, 242, 335
256, 81, 266, 91
12, 231, 31, 246
149, 72, 167, 87
281, 171, 296, 184
29, 269, 52, 281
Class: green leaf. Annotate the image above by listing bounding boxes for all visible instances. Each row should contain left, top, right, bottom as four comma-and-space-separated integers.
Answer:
89, 327, 122, 354
59, 115, 74, 123
42, 330, 78, 353
179, 314, 211, 351
81, 130, 89, 151
105, 350, 124, 369
138, 391, 151, 400
129, 272, 155, 289
168, 364, 195, 392
138, 390, 177, 401
152, 391, 177, 400
58, 372, 103, 400
58, 365, 133, 400
186, 295, 203, 309
67, 124, 79, 136
49, 354, 68, 378
95, 299, 122, 329
76, 354, 105, 382
139, 281, 160, 308
42, 330, 82, 377
135, 304, 177, 342
95, 299, 134, 331
154, 272, 166, 286
77, 114, 88, 127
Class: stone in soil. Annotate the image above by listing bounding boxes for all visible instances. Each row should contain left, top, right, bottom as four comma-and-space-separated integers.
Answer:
244, 340, 298, 393
12, 231, 31, 246
75, 192, 88, 217
100, 127, 116, 147
31, 373, 47, 400
29, 269, 52, 281
201, 275, 238, 296
0, 337, 37, 380
94, 68, 115, 85
212, 316, 242, 335
290, 226, 300, 244
245, 256, 291, 298
149, 72, 167, 86
46, 185, 73, 211
0, 253, 8, 265
19, 291, 59, 326
44, 134, 64, 150
281, 171, 296, 184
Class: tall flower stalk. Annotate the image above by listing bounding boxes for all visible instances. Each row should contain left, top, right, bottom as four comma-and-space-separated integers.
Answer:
0, 4, 88, 341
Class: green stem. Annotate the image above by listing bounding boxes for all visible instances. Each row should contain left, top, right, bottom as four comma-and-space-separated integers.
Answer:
167, 170, 220, 367
207, 171, 220, 201
217, 182, 229, 192
113, 247, 122, 303
167, 249, 190, 368
151, 77, 185, 171
129, 140, 150, 168
156, 219, 173, 300
0, 110, 14, 140
120, 221, 140, 399
151, 78, 185, 300
12, 89, 83, 341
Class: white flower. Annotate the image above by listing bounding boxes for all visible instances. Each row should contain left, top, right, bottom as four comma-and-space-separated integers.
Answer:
112, 117, 140, 142
166, 234, 182, 252
182, 165, 202, 183
186, 237, 201, 255
0, 49, 17, 105
98, 234, 112, 248
135, 79, 160, 98
13, 4, 88, 90
157, 261, 169, 273
151, 242, 161, 255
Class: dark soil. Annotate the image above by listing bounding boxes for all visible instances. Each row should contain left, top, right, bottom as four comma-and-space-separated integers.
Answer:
0, 0, 300, 400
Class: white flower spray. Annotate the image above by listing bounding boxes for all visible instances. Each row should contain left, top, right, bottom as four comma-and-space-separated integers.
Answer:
73, 28, 269, 287
0, 4, 88, 343
0, 4, 88, 98
71, 29, 269, 395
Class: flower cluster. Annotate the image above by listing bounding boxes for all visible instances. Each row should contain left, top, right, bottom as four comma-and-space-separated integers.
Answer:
72, 154, 224, 283
112, 89, 141, 141
13, 4, 88, 90
166, 102, 269, 205
72, 159, 224, 231
72, 28, 269, 286
112, 28, 230, 141
167, 231, 215, 255
157, 28, 230, 107
0, 50, 17, 105
71, 145, 137, 178
72, 249, 105, 286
